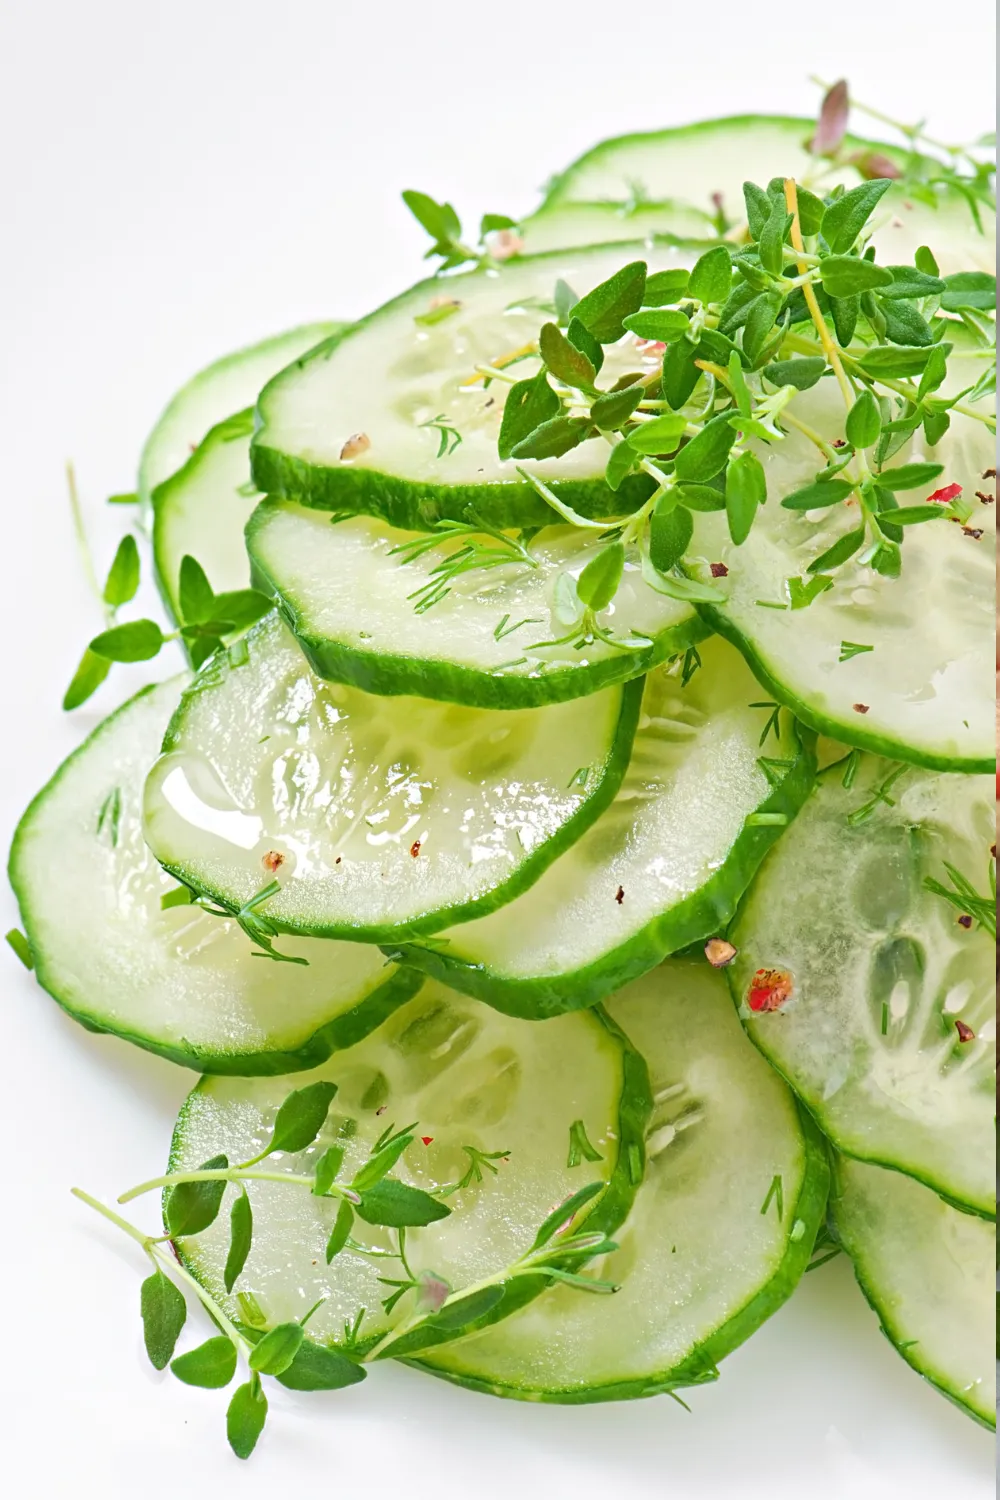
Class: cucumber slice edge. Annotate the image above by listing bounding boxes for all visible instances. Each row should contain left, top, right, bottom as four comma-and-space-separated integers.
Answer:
388, 718, 817, 1018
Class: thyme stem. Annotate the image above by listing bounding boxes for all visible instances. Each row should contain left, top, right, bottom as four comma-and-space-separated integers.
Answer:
118, 1168, 360, 1206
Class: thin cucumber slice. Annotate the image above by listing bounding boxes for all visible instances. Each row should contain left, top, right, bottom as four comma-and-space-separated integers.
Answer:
830, 1154, 995, 1429
143, 613, 642, 942
169, 981, 650, 1356
391, 638, 815, 1017
152, 409, 259, 631
249, 241, 703, 529
7, 680, 421, 1074
247, 501, 706, 710
139, 322, 343, 512
541, 115, 907, 212
518, 201, 716, 254
541, 116, 994, 273
729, 755, 995, 1218
416, 959, 829, 1402
685, 389, 995, 773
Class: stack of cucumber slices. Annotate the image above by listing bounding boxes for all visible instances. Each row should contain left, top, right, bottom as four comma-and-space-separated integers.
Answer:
7, 104, 996, 1459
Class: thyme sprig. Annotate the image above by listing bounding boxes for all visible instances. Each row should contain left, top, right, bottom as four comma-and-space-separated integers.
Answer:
63, 529, 272, 709
75, 1081, 619, 1459
402, 92, 993, 640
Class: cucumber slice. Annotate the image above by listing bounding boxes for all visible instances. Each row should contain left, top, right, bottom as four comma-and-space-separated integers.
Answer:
518, 202, 716, 254
685, 392, 995, 773
139, 322, 343, 512
729, 755, 995, 1218
541, 115, 905, 212
169, 980, 650, 1355
7, 680, 421, 1074
391, 638, 815, 1017
542, 117, 993, 273
830, 1154, 995, 1429
143, 613, 642, 941
249, 241, 701, 529
152, 409, 259, 630
246, 501, 706, 709
415, 959, 829, 1401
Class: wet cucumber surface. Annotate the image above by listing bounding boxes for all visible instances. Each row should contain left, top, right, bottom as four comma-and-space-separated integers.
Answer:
143, 613, 641, 941
391, 637, 814, 1016
8, 679, 420, 1073
730, 755, 995, 1217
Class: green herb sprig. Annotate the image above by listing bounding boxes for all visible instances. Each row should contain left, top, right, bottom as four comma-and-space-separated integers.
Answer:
396, 101, 993, 647
74, 1083, 619, 1459
162, 876, 307, 967
402, 190, 520, 271
63, 494, 272, 711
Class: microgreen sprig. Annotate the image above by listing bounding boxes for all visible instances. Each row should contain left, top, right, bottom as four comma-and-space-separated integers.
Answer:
74, 1083, 620, 1459
402, 190, 521, 271
400, 114, 993, 644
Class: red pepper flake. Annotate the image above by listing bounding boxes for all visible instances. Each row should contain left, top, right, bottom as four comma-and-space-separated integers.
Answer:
261, 849, 285, 874
926, 483, 962, 505
852, 703, 869, 714
421, 1136, 434, 1145
335, 856, 342, 865
961, 527, 983, 540
410, 840, 422, 858
615, 885, 625, 904
710, 562, 729, 578
975, 491, 994, 505
983, 468, 996, 479
956, 913, 973, 929
990, 845, 996, 859
954, 1019, 976, 1043
705, 937, 738, 968
747, 968, 793, 1013
376, 1105, 387, 1116
832, 438, 846, 449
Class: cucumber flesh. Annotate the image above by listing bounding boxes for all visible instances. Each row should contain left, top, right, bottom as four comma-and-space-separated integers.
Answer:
7, 680, 421, 1074
518, 202, 716, 254
730, 755, 995, 1218
250, 241, 703, 528
139, 323, 343, 512
153, 410, 259, 631
143, 613, 641, 941
391, 637, 815, 1016
831, 1154, 996, 1428
169, 981, 647, 1353
247, 501, 705, 709
417, 959, 829, 1401
686, 382, 995, 772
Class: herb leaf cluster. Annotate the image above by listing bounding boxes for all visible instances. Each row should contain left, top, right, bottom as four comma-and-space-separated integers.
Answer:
75, 1080, 619, 1458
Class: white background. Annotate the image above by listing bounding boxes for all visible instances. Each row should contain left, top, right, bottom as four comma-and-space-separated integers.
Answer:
0, 2, 994, 1496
